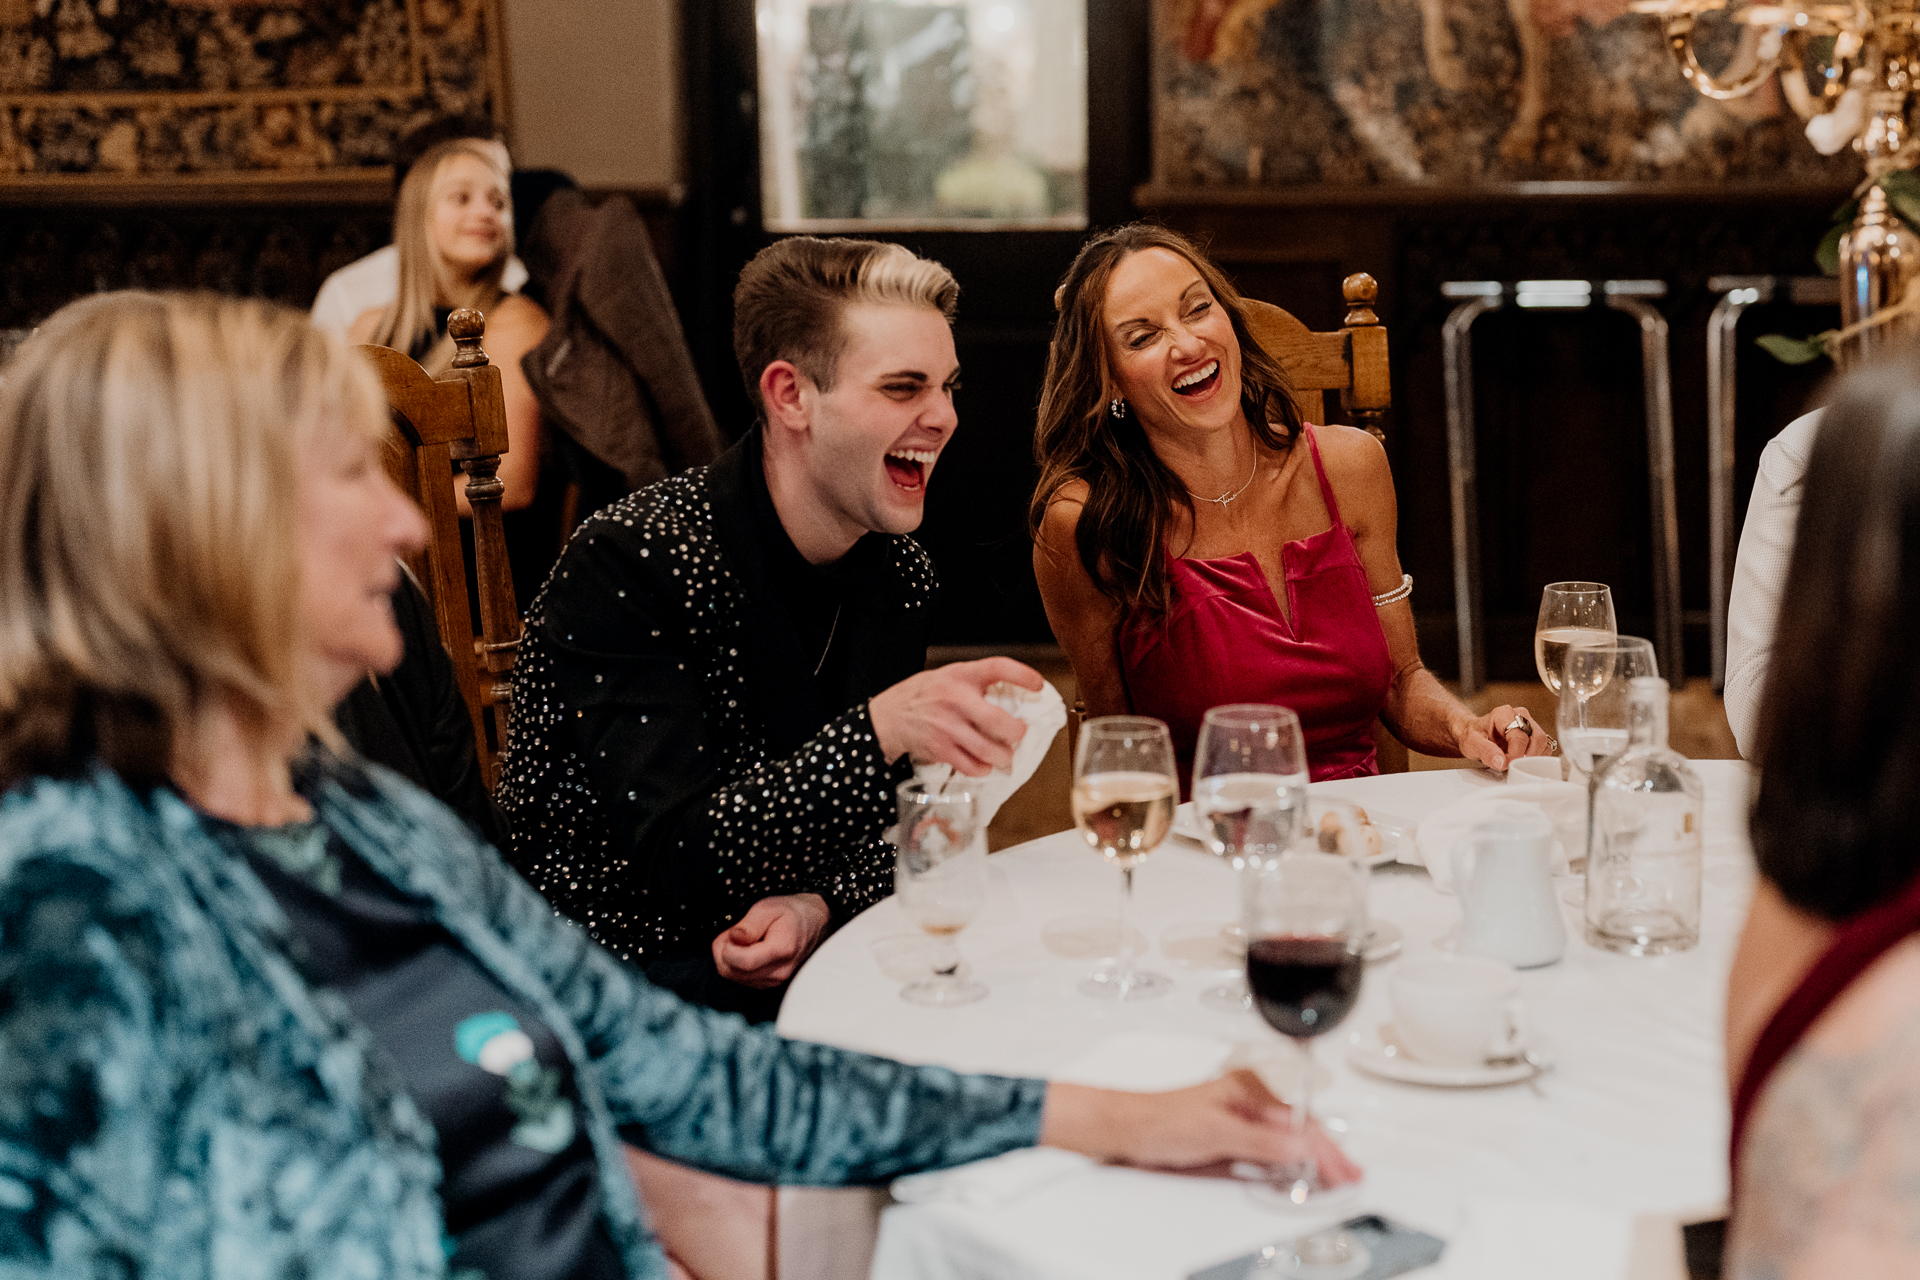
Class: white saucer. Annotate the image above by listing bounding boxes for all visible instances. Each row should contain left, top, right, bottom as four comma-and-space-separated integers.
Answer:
1346, 1022, 1552, 1087
1363, 920, 1404, 963
1171, 803, 1404, 867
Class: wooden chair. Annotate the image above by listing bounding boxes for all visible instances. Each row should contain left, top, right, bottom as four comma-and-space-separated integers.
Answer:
357, 309, 522, 790
1246, 273, 1406, 774
1068, 273, 1408, 774
1241, 273, 1391, 444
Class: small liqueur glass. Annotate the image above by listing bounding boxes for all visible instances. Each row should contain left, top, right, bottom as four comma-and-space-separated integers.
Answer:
893, 779, 988, 1007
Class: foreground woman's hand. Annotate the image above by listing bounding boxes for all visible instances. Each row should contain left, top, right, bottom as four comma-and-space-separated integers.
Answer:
1038, 1071, 1363, 1180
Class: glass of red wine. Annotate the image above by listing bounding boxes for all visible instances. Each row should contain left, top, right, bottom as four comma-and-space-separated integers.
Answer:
1244, 849, 1369, 1275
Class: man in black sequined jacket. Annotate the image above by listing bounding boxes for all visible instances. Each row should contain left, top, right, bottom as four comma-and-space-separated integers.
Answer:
500, 237, 1039, 1021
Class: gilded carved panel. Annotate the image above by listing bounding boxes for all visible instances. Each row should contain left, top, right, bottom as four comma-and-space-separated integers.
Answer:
0, 0, 503, 183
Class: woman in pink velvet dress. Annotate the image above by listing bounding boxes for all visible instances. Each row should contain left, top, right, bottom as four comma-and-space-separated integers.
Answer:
1030, 224, 1549, 784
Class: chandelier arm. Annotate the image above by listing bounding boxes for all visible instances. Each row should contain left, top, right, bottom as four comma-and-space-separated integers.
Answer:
1775, 33, 1855, 121
1663, 13, 1788, 98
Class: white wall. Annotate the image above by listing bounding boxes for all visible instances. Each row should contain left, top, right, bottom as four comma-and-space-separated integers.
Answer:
499, 0, 682, 191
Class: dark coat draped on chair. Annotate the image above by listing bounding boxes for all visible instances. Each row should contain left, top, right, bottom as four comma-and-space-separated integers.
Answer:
520, 189, 726, 513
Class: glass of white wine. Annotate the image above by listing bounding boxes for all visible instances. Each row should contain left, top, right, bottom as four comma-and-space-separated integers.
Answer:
1535, 582, 1617, 698
1192, 704, 1307, 1013
1071, 715, 1177, 1001
893, 780, 988, 1007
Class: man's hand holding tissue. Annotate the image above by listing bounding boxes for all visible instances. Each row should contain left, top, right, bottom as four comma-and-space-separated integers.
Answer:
870, 657, 1044, 776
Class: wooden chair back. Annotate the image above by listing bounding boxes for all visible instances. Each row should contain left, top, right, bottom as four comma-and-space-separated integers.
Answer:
1247, 273, 1406, 774
357, 308, 522, 790
1239, 273, 1391, 443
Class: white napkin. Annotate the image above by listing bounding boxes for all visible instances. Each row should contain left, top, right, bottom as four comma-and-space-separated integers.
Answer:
1411, 782, 1586, 894
1437, 1196, 1634, 1280
915, 679, 1068, 826
886, 1032, 1228, 1210
1053, 1031, 1233, 1090
889, 1147, 1093, 1209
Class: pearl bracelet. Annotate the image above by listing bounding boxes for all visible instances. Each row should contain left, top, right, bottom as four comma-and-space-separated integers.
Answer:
1372, 573, 1413, 608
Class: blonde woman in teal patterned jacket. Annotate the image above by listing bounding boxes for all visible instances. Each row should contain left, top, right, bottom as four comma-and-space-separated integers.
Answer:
0, 294, 1355, 1280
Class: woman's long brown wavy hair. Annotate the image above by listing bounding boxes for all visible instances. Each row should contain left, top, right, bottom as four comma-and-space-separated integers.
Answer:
1028, 224, 1301, 618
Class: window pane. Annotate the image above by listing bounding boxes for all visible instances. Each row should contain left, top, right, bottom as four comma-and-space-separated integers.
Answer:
757, 0, 1086, 230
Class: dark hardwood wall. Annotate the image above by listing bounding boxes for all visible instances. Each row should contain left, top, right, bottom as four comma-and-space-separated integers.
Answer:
0, 178, 680, 329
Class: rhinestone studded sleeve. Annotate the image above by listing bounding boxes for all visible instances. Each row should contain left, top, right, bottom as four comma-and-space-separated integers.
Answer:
499, 474, 908, 967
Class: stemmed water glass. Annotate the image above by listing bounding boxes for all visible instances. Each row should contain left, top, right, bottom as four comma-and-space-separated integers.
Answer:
1192, 704, 1308, 1014
1243, 850, 1370, 1275
893, 780, 988, 1006
1535, 582, 1617, 698
1071, 716, 1178, 1001
1559, 635, 1659, 887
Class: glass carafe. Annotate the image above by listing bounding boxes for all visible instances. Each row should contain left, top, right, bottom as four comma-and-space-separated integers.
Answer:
1585, 677, 1703, 955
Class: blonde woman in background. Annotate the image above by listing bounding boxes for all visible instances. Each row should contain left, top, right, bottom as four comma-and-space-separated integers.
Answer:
349, 136, 549, 518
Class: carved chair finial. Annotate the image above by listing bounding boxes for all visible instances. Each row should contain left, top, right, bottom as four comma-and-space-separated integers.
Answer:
449, 308, 489, 368
1342, 273, 1380, 328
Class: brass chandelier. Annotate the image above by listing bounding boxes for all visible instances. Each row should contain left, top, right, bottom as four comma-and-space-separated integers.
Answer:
1632, 0, 1920, 360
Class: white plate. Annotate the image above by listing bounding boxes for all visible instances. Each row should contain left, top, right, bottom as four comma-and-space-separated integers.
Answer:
1363, 919, 1404, 963
1171, 803, 1405, 868
1346, 1022, 1553, 1087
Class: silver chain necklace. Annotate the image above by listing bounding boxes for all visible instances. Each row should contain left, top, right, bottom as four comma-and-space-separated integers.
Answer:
813, 605, 842, 677
1183, 450, 1260, 509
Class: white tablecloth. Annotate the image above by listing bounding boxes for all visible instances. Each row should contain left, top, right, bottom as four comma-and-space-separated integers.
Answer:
778, 762, 1755, 1280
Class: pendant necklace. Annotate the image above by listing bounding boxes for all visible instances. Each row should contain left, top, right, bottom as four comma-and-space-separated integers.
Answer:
1184, 449, 1260, 509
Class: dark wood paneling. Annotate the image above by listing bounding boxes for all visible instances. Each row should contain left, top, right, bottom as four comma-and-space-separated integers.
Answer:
0, 184, 683, 326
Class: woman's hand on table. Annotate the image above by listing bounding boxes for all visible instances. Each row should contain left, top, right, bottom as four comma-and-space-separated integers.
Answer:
1454, 703, 1554, 773
1038, 1071, 1362, 1181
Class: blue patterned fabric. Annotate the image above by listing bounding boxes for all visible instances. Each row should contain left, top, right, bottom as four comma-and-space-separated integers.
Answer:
0, 762, 1047, 1278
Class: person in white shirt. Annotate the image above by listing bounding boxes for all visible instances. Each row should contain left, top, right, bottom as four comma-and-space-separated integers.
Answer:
1724, 408, 1823, 758
347, 138, 549, 517
311, 243, 529, 341
309, 122, 527, 342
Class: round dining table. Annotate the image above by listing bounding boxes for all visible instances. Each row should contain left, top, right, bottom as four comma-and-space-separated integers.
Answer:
777, 761, 1754, 1280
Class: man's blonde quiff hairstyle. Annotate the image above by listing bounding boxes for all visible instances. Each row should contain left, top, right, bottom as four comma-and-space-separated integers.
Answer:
732, 236, 960, 420
0, 291, 387, 788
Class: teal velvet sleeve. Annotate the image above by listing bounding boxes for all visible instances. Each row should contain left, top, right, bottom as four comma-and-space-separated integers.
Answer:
340, 768, 1050, 1187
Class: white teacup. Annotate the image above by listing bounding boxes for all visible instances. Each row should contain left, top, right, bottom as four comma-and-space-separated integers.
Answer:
1389, 957, 1526, 1067
1509, 756, 1565, 784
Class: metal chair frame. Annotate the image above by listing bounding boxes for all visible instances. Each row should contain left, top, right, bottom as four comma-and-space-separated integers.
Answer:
1440, 279, 1681, 695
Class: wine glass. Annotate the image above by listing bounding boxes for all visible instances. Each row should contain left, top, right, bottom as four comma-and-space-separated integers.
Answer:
1071, 716, 1178, 1001
1535, 582, 1617, 697
1559, 635, 1659, 886
893, 780, 988, 1006
1243, 850, 1370, 1274
1192, 704, 1308, 1014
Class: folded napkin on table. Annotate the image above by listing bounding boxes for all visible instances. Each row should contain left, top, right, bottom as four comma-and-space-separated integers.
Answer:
1411, 781, 1586, 894
1437, 1196, 1635, 1280
915, 679, 1068, 826
888, 1032, 1226, 1210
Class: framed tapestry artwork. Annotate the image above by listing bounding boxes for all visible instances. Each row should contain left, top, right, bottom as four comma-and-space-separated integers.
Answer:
1153, 0, 1861, 189
0, 0, 506, 192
